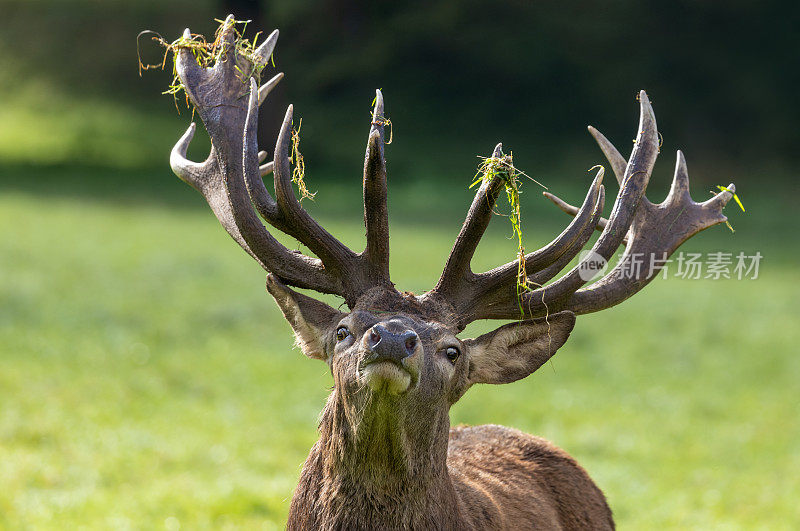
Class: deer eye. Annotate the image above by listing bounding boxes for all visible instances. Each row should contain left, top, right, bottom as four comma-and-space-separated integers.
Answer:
445, 346, 460, 364
336, 326, 351, 342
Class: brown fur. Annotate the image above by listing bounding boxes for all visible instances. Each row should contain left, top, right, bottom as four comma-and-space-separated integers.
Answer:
287, 391, 613, 529
449, 425, 613, 529
268, 277, 614, 530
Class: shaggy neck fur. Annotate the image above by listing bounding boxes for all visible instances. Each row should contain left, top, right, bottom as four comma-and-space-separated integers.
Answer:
287, 385, 466, 529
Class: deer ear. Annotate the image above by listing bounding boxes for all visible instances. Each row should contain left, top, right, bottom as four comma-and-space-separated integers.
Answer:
266, 275, 344, 360
464, 311, 576, 385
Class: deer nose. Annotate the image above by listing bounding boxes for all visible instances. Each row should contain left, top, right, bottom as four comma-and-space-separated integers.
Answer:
366, 324, 419, 364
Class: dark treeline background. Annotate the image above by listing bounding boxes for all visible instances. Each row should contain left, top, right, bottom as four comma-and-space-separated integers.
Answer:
0, 0, 796, 186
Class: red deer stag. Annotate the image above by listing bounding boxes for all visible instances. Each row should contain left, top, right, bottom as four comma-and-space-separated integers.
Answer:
166, 16, 736, 530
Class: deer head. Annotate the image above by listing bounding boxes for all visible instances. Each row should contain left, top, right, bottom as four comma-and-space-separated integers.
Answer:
267, 271, 575, 411
167, 16, 735, 527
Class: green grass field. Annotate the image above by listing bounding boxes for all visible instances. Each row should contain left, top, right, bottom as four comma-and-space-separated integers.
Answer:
1, 164, 798, 529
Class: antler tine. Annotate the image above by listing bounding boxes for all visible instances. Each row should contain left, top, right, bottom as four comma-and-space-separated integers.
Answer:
517, 92, 658, 310
253, 29, 279, 66
170, 122, 268, 263
260, 161, 274, 177
213, 15, 238, 75
542, 188, 628, 245
704, 181, 735, 212
259, 72, 284, 106
174, 28, 209, 108
539, 117, 662, 245
170, 122, 216, 192
528, 184, 607, 287
588, 126, 627, 185
665, 150, 691, 204
272, 103, 366, 299
434, 143, 506, 298
362, 89, 391, 281
241, 77, 306, 239
257, 150, 274, 177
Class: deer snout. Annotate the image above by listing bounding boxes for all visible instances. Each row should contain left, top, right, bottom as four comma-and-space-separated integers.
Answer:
365, 324, 419, 365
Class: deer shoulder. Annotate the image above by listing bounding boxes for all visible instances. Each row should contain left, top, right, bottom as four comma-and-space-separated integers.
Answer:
448, 424, 613, 530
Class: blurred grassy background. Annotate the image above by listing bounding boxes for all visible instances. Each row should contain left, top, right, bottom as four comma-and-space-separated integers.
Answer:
0, 0, 798, 529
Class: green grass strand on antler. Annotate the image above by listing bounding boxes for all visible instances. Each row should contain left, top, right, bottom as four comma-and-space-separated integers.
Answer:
137, 18, 274, 112
370, 94, 393, 144
290, 119, 315, 202
470, 152, 547, 314
713, 184, 745, 233
716, 185, 745, 212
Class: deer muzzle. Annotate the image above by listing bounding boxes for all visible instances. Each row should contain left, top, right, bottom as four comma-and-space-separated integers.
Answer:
363, 324, 419, 367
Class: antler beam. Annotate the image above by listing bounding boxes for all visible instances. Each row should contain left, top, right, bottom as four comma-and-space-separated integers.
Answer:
429, 91, 735, 329
168, 16, 395, 306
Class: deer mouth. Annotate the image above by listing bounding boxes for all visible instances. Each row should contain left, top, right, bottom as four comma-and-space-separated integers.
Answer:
359, 359, 414, 395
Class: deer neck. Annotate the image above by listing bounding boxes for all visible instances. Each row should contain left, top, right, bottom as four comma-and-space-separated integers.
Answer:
288, 387, 465, 529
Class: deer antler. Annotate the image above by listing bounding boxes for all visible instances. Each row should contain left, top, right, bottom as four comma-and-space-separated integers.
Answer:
169, 16, 393, 306
547, 133, 735, 315
167, 18, 733, 329
428, 91, 735, 329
